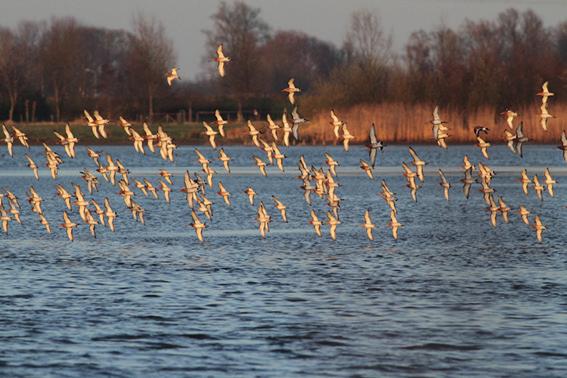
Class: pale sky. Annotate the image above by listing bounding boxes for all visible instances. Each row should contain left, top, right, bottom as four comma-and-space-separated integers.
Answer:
0, 0, 565, 79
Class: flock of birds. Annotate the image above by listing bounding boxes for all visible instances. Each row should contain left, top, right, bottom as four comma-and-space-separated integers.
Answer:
0, 43, 563, 243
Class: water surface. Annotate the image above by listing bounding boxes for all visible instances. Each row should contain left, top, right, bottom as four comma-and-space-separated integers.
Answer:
1, 145, 567, 377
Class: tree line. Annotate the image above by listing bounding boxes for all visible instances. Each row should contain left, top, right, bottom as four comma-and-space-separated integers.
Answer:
0, 2, 565, 123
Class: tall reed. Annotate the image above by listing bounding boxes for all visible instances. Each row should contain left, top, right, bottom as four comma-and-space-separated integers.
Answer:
301, 103, 567, 145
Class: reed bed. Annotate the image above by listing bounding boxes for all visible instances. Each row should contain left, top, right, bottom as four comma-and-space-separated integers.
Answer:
302, 103, 567, 145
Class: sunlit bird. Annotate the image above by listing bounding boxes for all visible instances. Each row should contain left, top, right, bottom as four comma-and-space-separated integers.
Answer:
520, 169, 531, 196
272, 196, 288, 223
84, 208, 99, 238
360, 159, 374, 179
12, 126, 29, 148
0, 210, 11, 234
60, 211, 78, 241
388, 210, 402, 240
536, 81, 554, 104
253, 155, 268, 176
91, 199, 105, 226
518, 205, 530, 225
118, 116, 133, 135
326, 211, 340, 241
160, 169, 173, 185
84, 110, 100, 138
430, 106, 447, 127
362, 209, 376, 241
498, 196, 510, 223
218, 148, 232, 173
487, 196, 499, 227
324, 152, 339, 176
53, 123, 78, 158
93, 110, 109, 138
166, 67, 180, 86
330, 109, 343, 140
532, 215, 546, 242
215, 45, 230, 77
160, 180, 172, 204
143, 122, 158, 153
408, 146, 425, 181
532, 175, 544, 201
476, 136, 491, 159
342, 123, 354, 152
39, 213, 52, 234
217, 181, 231, 205
244, 187, 256, 205
259, 138, 274, 165
25, 154, 39, 180
309, 210, 323, 237
214, 109, 228, 137
463, 155, 475, 172
2, 124, 14, 157
202, 121, 218, 149
55, 184, 72, 210
191, 210, 206, 242
438, 169, 451, 201
266, 114, 280, 141
432, 107, 449, 149
247, 120, 261, 147
256, 201, 271, 239
543, 168, 556, 197
501, 109, 518, 129
282, 78, 301, 105
539, 103, 554, 131
282, 111, 293, 147
87, 148, 101, 166
272, 143, 286, 172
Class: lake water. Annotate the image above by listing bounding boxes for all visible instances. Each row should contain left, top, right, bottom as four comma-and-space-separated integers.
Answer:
1, 144, 567, 377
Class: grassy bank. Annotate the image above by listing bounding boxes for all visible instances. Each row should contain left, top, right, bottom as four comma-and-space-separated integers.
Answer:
4, 102, 566, 146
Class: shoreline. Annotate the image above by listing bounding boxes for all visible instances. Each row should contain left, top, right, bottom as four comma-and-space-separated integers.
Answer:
2, 121, 565, 146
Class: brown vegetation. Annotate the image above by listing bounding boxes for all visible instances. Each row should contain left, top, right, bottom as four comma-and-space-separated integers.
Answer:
303, 103, 567, 145
0, 3, 565, 146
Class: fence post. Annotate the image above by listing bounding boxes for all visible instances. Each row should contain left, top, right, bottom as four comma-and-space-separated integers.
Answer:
237, 101, 243, 123
25, 100, 29, 123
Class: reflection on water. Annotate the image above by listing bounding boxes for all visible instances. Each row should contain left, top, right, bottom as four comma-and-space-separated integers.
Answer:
1, 145, 567, 376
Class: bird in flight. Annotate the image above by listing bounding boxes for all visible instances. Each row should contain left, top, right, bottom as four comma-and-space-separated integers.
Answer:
167, 67, 180, 86
282, 78, 301, 105
215, 44, 231, 77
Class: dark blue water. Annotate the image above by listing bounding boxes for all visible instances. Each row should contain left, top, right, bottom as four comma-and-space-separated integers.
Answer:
1, 144, 567, 377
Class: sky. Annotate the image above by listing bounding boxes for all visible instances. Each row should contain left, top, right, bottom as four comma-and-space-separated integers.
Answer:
0, 0, 565, 79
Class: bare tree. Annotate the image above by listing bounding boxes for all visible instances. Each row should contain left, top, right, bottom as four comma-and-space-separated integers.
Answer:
40, 17, 83, 122
332, 9, 395, 105
257, 31, 340, 94
79, 26, 132, 114
126, 13, 175, 121
405, 30, 434, 102
556, 21, 567, 94
203, 1, 270, 119
0, 28, 19, 121
344, 9, 392, 66
0, 22, 41, 121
